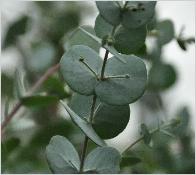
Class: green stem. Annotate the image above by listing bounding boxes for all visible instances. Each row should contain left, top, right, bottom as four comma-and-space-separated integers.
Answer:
79, 95, 97, 173
122, 120, 178, 154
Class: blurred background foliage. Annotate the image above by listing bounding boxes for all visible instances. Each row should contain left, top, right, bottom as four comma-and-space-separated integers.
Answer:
1, 1, 195, 173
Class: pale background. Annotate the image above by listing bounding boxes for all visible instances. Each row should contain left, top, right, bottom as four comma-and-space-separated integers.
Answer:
1, 1, 195, 151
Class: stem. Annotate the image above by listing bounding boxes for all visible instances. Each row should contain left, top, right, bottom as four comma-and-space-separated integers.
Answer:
123, 128, 159, 153
1, 63, 60, 132
79, 95, 97, 173
122, 118, 179, 154
100, 49, 109, 80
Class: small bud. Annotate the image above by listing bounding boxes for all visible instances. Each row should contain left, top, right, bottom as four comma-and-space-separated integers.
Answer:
141, 7, 145, 11
138, 2, 143, 7
125, 74, 130, 78
79, 57, 84, 62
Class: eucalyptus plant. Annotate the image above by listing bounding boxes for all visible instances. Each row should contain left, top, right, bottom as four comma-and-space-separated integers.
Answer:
1, 1, 195, 174
45, 1, 155, 173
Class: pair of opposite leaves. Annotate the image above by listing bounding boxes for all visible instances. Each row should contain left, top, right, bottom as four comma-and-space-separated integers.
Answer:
46, 135, 121, 174
60, 45, 147, 106
95, 1, 156, 54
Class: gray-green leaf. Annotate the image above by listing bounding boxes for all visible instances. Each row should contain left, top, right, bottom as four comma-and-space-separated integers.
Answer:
46, 135, 80, 173
64, 26, 100, 52
84, 146, 121, 173
94, 15, 113, 38
60, 100, 106, 146
69, 93, 100, 120
95, 55, 147, 105
60, 45, 102, 95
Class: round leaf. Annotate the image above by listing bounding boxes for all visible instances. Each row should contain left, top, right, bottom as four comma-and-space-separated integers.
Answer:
93, 104, 130, 139
148, 63, 177, 91
94, 15, 113, 38
156, 20, 175, 45
95, 55, 147, 105
60, 45, 102, 95
114, 25, 146, 54
122, 1, 156, 29
96, 1, 121, 26
84, 146, 121, 173
46, 135, 80, 173
60, 100, 106, 146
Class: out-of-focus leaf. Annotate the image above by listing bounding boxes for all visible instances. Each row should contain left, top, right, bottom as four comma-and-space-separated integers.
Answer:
13, 69, 26, 99
84, 146, 121, 173
60, 100, 106, 146
1, 137, 20, 163
21, 95, 58, 107
27, 42, 56, 73
60, 45, 102, 95
3, 16, 29, 49
1, 73, 14, 98
156, 20, 175, 45
65, 26, 100, 52
43, 76, 70, 99
120, 156, 142, 168
46, 135, 80, 173
148, 63, 177, 91
141, 123, 151, 145
96, 1, 121, 26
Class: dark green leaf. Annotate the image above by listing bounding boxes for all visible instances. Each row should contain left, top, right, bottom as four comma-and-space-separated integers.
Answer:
3, 16, 29, 49
114, 25, 146, 54
122, 2, 156, 29
21, 95, 58, 107
65, 26, 100, 52
60, 45, 102, 95
120, 156, 141, 168
156, 20, 175, 45
43, 76, 70, 99
148, 63, 177, 91
2, 137, 20, 161
94, 14, 113, 38
96, 1, 121, 26
84, 146, 121, 173
46, 135, 80, 173
60, 100, 106, 146
95, 55, 147, 105
1, 73, 14, 98
93, 103, 130, 139
141, 123, 151, 145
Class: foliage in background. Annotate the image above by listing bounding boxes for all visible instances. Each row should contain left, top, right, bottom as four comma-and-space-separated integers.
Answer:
1, 1, 195, 174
